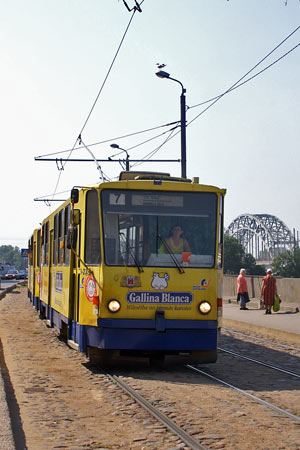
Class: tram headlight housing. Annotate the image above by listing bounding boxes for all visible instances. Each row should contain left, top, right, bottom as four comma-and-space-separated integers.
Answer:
107, 299, 121, 313
198, 301, 211, 315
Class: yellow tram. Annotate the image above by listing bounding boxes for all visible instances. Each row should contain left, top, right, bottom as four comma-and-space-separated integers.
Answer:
28, 171, 226, 364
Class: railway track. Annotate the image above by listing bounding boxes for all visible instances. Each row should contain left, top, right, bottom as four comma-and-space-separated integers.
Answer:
218, 347, 300, 378
97, 347, 300, 450
222, 327, 300, 353
2, 290, 300, 449
103, 369, 208, 450
186, 364, 300, 424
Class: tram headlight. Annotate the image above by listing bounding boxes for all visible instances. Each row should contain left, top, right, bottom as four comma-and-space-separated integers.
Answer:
198, 301, 211, 315
107, 299, 121, 313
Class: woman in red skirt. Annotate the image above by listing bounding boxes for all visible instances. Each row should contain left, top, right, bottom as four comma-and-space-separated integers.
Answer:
261, 268, 277, 314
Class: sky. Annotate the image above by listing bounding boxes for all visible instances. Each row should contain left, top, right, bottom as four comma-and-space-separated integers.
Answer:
1, 0, 299, 250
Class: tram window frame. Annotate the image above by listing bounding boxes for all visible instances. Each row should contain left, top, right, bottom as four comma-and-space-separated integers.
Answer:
85, 189, 101, 265
217, 195, 224, 269
33, 236, 36, 268
101, 189, 218, 268
64, 204, 70, 266
28, 240, 30, 266
37, 230, 41, 268
29, 237, 33, 266
42, 221, 49, 266
58, 209, 64, 265
54, 214, 58, 266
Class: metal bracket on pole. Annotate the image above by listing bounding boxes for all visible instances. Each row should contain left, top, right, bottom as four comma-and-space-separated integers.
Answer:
55, 159, 64, 171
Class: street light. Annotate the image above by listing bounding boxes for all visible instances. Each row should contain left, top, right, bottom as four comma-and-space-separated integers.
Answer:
155, 70, 187, 178
110, 143, 130, 171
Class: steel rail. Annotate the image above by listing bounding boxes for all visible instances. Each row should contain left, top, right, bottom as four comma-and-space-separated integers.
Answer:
218, 347, 300, 378
104, 371, 208, 450
186, 365, 300, 424
222, 327, 300, 352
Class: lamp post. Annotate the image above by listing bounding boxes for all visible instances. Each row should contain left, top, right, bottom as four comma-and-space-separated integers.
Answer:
155, 70, 187, 178
110, 143, 130, 171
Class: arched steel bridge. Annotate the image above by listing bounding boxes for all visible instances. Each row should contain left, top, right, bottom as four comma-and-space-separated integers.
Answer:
226, 214, 295, 263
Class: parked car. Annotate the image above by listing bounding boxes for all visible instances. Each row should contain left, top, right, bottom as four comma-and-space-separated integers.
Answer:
5, 270, 19, 280
17, 270, 27, 280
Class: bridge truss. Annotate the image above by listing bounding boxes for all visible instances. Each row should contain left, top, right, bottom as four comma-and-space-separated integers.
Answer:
226, 214, 294, 262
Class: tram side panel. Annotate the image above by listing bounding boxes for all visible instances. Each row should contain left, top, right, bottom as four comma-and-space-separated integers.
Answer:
48, 204, 74, 328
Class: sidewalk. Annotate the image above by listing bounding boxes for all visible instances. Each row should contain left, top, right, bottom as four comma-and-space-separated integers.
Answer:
222, 299, 300, 345
0, 284, 21, 450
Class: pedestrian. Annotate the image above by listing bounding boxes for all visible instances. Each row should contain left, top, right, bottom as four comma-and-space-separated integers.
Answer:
261, 268, 277, 314
237, 268, 250, 310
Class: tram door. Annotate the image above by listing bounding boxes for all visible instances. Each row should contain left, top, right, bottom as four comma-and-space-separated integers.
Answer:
70, 217, 81, 343
48, 229, 54, 318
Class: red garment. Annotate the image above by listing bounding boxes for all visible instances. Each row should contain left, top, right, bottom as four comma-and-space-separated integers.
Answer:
261, 274, 277, 306
237, 274, 248, 293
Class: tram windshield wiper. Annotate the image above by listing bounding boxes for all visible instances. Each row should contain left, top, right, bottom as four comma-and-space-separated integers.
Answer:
119, 232, 144, 273
157, 234, 185, 274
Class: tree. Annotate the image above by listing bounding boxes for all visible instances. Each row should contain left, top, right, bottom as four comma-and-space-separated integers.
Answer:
242, 253, 266, 275
224, 235, 265, 275
272, 248, 300, 278
224, 235, 244, 274
0, 245, 27, 270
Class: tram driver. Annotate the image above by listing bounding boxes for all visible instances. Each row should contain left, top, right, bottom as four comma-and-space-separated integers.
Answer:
158, 225, 191, 255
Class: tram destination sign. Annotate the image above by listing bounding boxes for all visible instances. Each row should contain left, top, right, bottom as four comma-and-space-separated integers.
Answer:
132, 194, 183, 207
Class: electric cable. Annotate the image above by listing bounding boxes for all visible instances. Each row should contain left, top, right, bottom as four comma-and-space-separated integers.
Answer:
148, 31, 300, 156
187, 42, 300, 126
50, 2, 144, 201
189, 24, 300, 110
79, 136, 105, 182
107, 124, 180, 160
35, 120, 179, 159
131, 127, 177, 168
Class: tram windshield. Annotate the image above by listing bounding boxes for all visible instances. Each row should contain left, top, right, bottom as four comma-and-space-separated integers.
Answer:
101, 189, 218, 268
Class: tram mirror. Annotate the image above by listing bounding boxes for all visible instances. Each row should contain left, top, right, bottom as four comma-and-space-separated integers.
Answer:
71, 188, 79, 204
72, 209, 80, 225
66, 226, 78, 250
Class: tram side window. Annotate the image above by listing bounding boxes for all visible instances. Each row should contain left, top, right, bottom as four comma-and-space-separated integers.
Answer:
54, 214, 58, 266
37, 230, 41, 268
58, 209, 64, 265
64, 204, 70, 265
42, 222, 49, 266
85, 190, 101, 265
29, 237, 33, 266
217, 195, 224, 268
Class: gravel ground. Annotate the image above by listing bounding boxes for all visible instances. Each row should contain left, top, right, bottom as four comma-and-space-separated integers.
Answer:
0, 289, 188, 450
0, 360, 15, 450
0, 288, 300, 450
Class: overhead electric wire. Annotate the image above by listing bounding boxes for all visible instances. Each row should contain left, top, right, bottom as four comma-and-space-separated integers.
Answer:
189, 24, 300, 110
50, 2, 144, 201
35, 120, 179, 159
149, 26, 300, 155
33, 190, 71, 201
108, 123, 180, 160
187, 42, 300, 127
131, 127, 178, 168
188, 43, 300, 109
